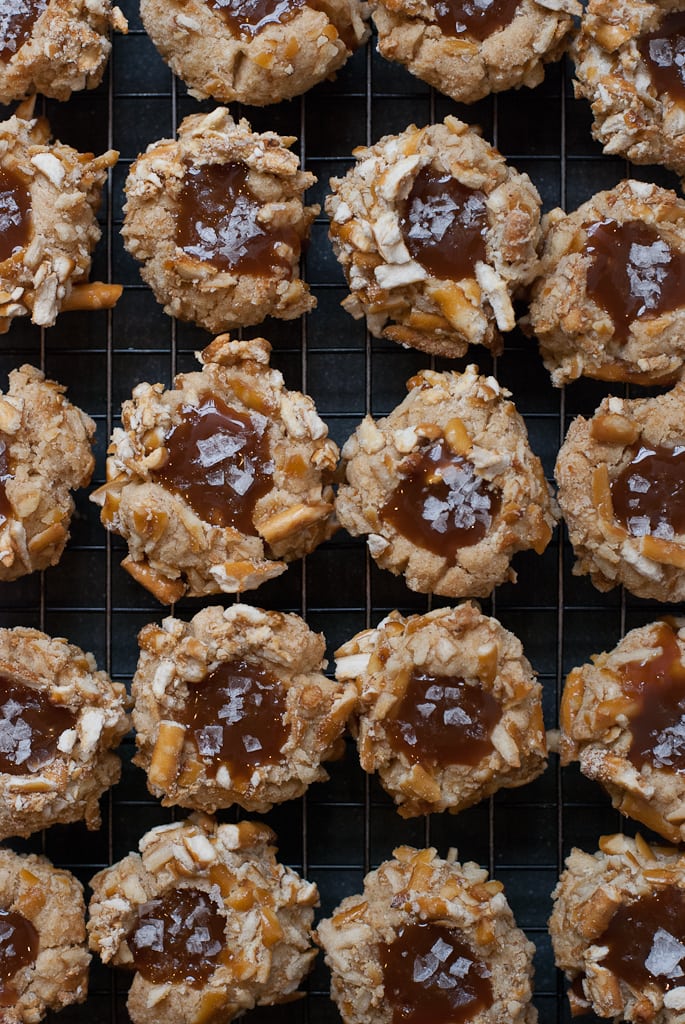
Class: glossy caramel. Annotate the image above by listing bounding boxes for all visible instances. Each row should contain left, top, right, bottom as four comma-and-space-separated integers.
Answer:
599, 887, 685, 992
400, 166, 488, 280
0, 439, 12, 528
0, 165, 31, 263
205, 0, 303, 36
380, 922, 493, 1023
429, 0, 519, 40
128, 888, 225, 987
178, 658, 288, 784
0, 0, 47, 61
0, 675, 76, 775
637, 11, 685, 105
382, 439, 501, 561
620, 621, 685, 773
585, 219, 685, 342
0, 909, 38, 1007
611, 442, 685, 541
153, 394, 273, 532
176, 161, 299, 276
386, 670, 501, 767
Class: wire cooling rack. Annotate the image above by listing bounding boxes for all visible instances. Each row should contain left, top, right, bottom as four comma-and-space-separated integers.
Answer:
1, 2, 684, 1020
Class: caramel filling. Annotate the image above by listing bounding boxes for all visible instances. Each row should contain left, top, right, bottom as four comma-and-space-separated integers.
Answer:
177, 658, 288, 785
0, 165, 31, 263
153, 395, 274, 533
0, 0, 47, 61
428, 0, 519, 40
204, 0, 358, 47
128, 888, 225, 987
380, 922, 493, 1023
0, 675, 76, 776
599, 887, 685, 992
637, 11, 685, 106
0, 909, 38, 1007
176, 161, 300, 276
611, 442, 685, 541
620, 621, 685, 773
400, 167, 488, 280
382, 439, 501, 561
0, 439, 12, 528
386, 671, 501, 767
585, 219, 685, 342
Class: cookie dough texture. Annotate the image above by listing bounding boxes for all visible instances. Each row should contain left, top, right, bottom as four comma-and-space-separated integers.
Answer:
88, 815, 319, 1024
0, 0, 127, 104
550, 833, 685, 1021
373, 0, 578, 105
0, 113, 117, 334
335, 365, 557, 597
132, 603, 357, 813
140, 0, 369, 106
0, 626, 129, 840
0, 849, 90, 1023
527, 180, 685, 386
122, 108, 317, 334
335, 604, 547, 817
0, 364, 95, 582
93, 335, 339, 603
573, 0, 685, 178
316, 845, 537, 1024
560, 619, 685, 844
555, 383, 685, 601
326, 117, 542, 358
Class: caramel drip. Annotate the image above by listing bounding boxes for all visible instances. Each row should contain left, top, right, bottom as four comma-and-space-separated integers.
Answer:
611, 442, 685, 541
0, 0, 47, 61
429, 0, 520, 40
386, 670, 501, 767
176, 161, 300, 276
620, 621, 685, 773
380, 922, 493, 1023
0, 909, 38, 1007
637, 10, 685, 105
153, 394, 274, 533
128, 888, 225, 988
382, 439, 501, 561
177, 658, 288, 784
585, 219, 685, 342
599, 887, 685, 992
0, 165, 31, 263
400, 166, 488, 281
0, 674, 76, 775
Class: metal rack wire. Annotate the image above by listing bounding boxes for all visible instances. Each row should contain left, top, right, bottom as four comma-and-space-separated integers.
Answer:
0, 2, 682, 1020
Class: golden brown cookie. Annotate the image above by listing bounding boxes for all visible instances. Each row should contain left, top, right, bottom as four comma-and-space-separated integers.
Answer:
88, 814, 319, 1024
555, 383, 685, 602
335, 603, 547, 817
0, 626, 129, 840
326, 117, 542, 359
560, 618, 685, 844
0, 848, 90, 1023
0, 0, 127, 104
0, 364, 95, 582
122, 108, 318, 334
573, 0, 685, 180
373, 0, 579, 105
0, 110, 120, 334
551, 833, 685, 1022
92, 335, 339, 604
316, 845, 537, 1024
140, 0, 369, 106
132, 603, 356, 813
527, 180, 685, 387
335, 364, 557, 598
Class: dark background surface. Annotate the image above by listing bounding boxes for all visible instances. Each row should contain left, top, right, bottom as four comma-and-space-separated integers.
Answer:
0, 1, 682, 1020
